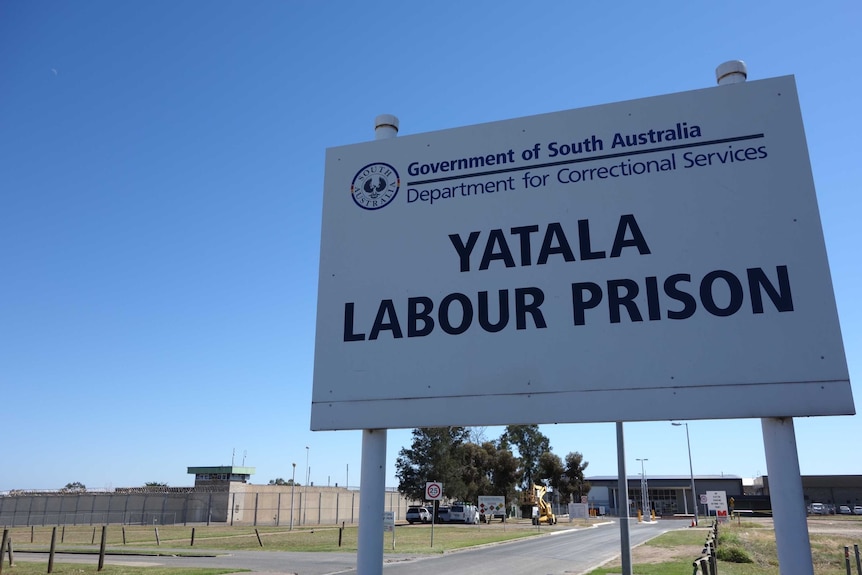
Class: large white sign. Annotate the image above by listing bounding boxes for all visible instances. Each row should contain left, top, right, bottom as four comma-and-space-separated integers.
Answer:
706, 491, 729, 522
478, 495, 505, 517
312, 76, 852, 431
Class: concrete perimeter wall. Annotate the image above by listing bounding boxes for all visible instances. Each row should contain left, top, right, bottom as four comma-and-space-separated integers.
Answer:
0, 486, 415, 527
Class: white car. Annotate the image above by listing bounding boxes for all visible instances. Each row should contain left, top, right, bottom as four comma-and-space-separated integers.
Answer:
406, 506, 432, 524
854, 506, 862, 516
809, 502, 827, 515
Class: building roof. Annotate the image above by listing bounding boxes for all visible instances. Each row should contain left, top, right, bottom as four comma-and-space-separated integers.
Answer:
187, 466, 256, 475
587, 475, 740, 481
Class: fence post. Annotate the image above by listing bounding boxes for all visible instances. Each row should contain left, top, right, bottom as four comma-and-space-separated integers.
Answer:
854, 544, 861, 575
709, 543, 717, 575
0, 529, 8, 575
98, 526, 107, 571
254, 493, 259, 526
155, 527, 160, 546
191, 527, 195, 546
5, 537, 13, 568
845, 546, 852, 575
48, 527, 57, 574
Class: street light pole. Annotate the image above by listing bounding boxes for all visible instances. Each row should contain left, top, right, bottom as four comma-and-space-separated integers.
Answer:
673, 422, 699, 526
290, 462, 296, 531
636, 458, 649, 520
305, 446, 310, 487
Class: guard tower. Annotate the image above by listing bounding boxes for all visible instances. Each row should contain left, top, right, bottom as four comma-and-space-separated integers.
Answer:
187, 466, 255, 488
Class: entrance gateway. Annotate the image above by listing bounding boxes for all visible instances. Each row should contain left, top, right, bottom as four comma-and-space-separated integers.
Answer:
314, 70, 852, 575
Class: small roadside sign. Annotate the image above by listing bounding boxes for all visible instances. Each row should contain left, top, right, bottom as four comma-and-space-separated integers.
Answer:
425, 482, 443, 501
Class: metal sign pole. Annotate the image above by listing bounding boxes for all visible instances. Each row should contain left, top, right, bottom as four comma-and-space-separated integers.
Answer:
356, 428, 387, 575
355, 115, 398, 575
616, 422, 632, 575
761, 417, 814, 575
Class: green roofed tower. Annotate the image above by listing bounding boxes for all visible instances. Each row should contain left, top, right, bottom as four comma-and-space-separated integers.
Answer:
187, 466, 255, 487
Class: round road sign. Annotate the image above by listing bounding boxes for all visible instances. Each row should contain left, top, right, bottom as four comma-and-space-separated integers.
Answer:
425, 481, 443, 500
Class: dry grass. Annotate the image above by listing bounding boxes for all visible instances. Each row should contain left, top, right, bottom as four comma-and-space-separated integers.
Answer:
1, 519, 590, 555
589, 516, 862, 575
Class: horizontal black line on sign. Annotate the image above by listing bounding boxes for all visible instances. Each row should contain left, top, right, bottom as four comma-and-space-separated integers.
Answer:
405, 133, 765, 186
314, 378, 846, 405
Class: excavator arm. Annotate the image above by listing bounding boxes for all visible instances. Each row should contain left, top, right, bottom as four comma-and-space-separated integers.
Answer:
531, 484, 557, 525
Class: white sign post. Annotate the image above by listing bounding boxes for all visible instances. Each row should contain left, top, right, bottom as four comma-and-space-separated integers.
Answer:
382, 511, 395, 550
425, 481, 443, 548
706, 490, 729, 523
478, 495, 505, 522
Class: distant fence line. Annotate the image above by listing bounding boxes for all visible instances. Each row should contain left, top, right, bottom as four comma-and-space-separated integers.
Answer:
0, 487, 414, 528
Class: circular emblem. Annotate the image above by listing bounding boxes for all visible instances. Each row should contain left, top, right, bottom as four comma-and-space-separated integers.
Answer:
351, 162, 399, 210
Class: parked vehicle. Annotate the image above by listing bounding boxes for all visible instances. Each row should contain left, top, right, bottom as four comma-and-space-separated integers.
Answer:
448, 503, 479, 524
809, 502, 827, 515
854, 506, 862, 515
406, 506, 432, 524
838, 505, 852, 515
437, 506, 451, 523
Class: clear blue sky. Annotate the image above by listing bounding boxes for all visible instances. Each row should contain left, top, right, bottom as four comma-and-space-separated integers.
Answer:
1, 0, 859, 492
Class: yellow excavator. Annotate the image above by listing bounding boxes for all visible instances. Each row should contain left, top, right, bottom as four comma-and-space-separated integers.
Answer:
527, 484, 557, 525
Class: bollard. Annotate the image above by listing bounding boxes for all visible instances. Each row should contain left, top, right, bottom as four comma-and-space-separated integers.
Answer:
255, 528, 263, 547
854, 544, 861, 575
155, 527, 160, 546
48, 527, 57, 574
845, 546, 852, 575
5, 538, 13, 569
0, 529, 7, 575
122, 526, 126, 545
191, 527, 196, 547
98, 526, 107, 571
693, 555, 711, 575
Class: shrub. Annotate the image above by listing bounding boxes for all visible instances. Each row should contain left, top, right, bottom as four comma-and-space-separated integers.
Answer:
716, 546, 754, 563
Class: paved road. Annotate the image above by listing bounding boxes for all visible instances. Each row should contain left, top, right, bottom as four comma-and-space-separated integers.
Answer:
362, 520, 672, 575
14, 520, 674, 575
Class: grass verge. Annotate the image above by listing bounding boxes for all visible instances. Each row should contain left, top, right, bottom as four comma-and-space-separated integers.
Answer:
0, 564, 240, 575
1, 521, 567, 555
586, 519, 862, 575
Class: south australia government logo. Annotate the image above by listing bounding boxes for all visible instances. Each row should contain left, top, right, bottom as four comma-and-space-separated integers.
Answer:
351, 163, 400, 210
